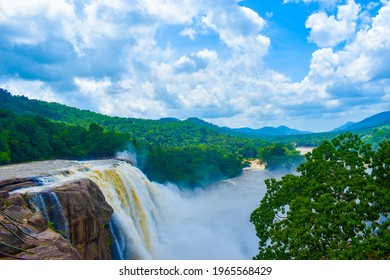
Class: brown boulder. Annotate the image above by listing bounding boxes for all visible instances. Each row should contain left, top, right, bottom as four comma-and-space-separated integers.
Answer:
16, 229, 83, 260
51, 179, 113, 260
28, 213, 48, 232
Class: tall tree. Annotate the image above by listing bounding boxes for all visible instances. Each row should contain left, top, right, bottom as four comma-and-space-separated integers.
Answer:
250, 133, 390, 259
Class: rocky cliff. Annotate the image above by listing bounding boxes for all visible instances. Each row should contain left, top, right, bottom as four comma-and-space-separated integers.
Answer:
0, 176, 114, 260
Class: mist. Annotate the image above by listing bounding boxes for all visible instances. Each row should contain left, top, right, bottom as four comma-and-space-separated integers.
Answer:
10, 158, 289, 260
151, 167, 286, 260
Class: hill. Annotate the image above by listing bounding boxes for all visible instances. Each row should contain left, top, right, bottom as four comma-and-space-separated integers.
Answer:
233, 125, 311, 137
1, 87, 388, 158
0, 88, 280, 187
332, 121, 355, 132
343, 111, 390, 131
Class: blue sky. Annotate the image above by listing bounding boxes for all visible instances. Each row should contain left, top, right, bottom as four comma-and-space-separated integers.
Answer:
0, 0, 389, 132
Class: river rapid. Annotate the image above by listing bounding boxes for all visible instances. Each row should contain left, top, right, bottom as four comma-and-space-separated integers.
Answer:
153, 166, 284, 260
4, 159, 287, 260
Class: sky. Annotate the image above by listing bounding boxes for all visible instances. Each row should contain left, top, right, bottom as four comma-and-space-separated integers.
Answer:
0, 0, 389, 132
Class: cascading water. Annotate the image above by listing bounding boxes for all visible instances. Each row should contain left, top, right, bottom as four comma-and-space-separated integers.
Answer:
12, 160, 280, 260
29, 192, 70, 239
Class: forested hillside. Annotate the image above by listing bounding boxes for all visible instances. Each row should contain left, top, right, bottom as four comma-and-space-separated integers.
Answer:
2, 88, 387, 181
0, 89, 265, 157
1, 89, 306, 187
0, 109, 129, 164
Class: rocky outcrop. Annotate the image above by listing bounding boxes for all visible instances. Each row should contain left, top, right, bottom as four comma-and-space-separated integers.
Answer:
0, 193, 82, 260
50, 179, 113, 259
0, 178, 36, 192
0, 178, 114, 260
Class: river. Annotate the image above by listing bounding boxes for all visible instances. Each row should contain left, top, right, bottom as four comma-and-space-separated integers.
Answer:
5, 159, 287, 260
152, 165, 284, 259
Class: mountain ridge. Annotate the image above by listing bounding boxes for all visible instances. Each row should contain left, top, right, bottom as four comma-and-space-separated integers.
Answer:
0, 88, 389, 138
341, 111, 390, 131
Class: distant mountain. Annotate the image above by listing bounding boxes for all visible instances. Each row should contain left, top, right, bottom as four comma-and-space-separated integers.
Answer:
184, 117, 311, 137
334, 111, 390, 132
233, 125, 311, 137
332, 121, 355, 132
1, 87, 387, 143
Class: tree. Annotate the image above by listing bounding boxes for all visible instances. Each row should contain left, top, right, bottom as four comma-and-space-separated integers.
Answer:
258, 143, 304, 170
0, 131, 11, 164
250, 133, 390, 259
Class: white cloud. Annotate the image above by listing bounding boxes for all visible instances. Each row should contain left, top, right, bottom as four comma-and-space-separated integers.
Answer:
180, 28, 196, 40
1, 0, 389, 131
138, 0, 200, 24
202, 4, 269, 56
306, 0, 360, 47
0, 0, 76, 45
74, 77, 112, 96
1, 77, 64, 103
306, 2, 390, 83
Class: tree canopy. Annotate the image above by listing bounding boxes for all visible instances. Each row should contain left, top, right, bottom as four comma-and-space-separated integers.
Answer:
258, 142, 304, 170
0, 108, 245, 187
250, 133, 390, 259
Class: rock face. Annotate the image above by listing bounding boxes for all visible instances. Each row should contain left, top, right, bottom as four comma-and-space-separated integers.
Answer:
0, 178, 114, 260
51, 179, 113, 259
0, 193, 82, 260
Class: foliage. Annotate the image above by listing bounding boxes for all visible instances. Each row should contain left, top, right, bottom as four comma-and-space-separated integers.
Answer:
0, 108, 245, 187
0, 109, 129, 163
363, 125, 390, 149
250, 133, 390, 259
0, 88, 266, 157
143, 145, 242, 187
258, 143, 305, 170
0, 88, 306, 187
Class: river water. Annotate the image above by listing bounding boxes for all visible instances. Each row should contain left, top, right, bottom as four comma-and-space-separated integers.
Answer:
152, 167, 284, 260
6, 160, 287, 260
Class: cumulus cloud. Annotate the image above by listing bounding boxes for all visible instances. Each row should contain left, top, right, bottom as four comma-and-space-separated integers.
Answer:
292, 1, 390, 125
202, 5, 269, 56
0, 0, 75, 45
1, 77, 64, 103
174, 49, 217, 73
0, 0, 389, 131
180, 28, 196, 40
306, 0, 360, 47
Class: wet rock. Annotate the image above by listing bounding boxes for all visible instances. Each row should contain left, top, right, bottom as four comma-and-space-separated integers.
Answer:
17, 229, 83, 260
0, 178, 36, 192
0, 191, 8, 199
52, 179, 113, 259
6, 193, 27, 207
28, 213, 48, 233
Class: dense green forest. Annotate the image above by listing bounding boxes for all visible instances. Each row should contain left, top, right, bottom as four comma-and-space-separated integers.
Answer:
0, 109, 129, 164
1, 88, 387, 187
1, 88, 388, 149
251, 133, 390, 259
0, 109, 248, 187
270, 124, 390, 148
0, 88, 308, 186
0, 89, 266, 156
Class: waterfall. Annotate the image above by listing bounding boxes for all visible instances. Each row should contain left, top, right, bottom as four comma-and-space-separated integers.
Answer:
29, 192, 70, 239
12, 159, 273, 260
13, 160, 168, 259
83, 163, 163, 259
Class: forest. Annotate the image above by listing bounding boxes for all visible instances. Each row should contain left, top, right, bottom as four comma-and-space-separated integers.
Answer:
1, 88, 387, 187
0, 88, 307, 187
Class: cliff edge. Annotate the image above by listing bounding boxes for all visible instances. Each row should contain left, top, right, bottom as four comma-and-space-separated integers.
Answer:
0, 175, 113, 260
